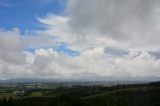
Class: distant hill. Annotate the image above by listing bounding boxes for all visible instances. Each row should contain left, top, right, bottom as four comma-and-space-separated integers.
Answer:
0, 77, 159, 84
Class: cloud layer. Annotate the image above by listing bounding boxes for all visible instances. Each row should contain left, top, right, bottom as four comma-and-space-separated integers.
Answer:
0, 0, 160, 80
67, 0, 160, 50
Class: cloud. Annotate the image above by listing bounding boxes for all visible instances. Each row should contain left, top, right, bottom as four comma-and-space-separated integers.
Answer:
0, 1, 14, 7
0, 27, 160, 80
22, 47, 160, 80
0, 29, 33, 79
33, 0, 55, 4
67, 0, 160, 51
0, 28, 25, 64
0, 0, 160, 80
33, 0, 66, 6
37, 14, 77, 44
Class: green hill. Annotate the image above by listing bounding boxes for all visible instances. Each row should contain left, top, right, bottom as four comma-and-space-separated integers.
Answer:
0, 81, 160, 106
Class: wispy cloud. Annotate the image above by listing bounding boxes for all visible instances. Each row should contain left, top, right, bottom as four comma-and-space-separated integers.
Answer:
0, 1, 14, 7
33, 0, 55, 5
33, 0, 66, 6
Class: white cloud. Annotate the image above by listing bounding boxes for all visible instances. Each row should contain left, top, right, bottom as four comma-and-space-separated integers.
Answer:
0, 0, 160, 80
0, 28, 160, 80
37, 14, 77, 44
22, 47, 160, 80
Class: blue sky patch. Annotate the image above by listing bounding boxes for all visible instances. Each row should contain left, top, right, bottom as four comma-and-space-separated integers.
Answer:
56, 44, 80, 57
0, 0, 67, 33
24, 47, 37, 53
24, 44, 80, 57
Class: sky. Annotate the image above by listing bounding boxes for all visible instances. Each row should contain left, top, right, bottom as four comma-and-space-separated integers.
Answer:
0, 0, 160, 81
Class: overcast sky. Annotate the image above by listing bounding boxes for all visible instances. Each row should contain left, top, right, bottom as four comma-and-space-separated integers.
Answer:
0, 0, 160, 81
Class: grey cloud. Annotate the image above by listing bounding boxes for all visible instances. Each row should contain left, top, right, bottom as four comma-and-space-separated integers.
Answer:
105, 47, 128, 58
0, 29, 25, 64
67, 0, 160, 49
149, 51, 160, 59
21, 34, 58, 49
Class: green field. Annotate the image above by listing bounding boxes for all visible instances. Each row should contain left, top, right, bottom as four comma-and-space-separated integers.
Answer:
0, 81, 160, 106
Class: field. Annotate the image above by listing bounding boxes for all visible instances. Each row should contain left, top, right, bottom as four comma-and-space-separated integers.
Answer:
0, 81, 160, 106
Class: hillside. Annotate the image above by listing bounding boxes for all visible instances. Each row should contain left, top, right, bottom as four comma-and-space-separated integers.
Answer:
0, 81, 160, 106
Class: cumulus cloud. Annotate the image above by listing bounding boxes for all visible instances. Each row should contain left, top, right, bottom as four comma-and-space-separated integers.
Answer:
22, 47, 160, 80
